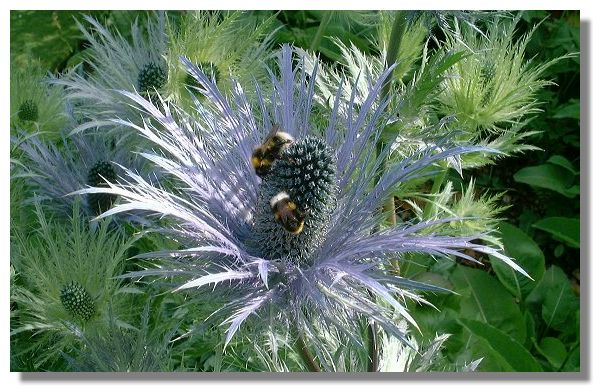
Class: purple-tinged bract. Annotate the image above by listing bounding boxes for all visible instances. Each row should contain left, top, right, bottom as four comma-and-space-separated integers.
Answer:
78, 45, 529, 354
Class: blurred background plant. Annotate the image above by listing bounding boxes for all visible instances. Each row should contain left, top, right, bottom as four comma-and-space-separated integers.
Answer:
9, 10, 580, 372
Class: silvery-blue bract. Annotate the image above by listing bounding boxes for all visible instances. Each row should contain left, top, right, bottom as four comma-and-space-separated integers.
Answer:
80, 45, 528, 349
14, 127, 144, 221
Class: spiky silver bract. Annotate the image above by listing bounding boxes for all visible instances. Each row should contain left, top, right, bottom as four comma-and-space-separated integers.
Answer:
12, 127, 144, 220
53, 13, 167, 135
79, 45, 527, 366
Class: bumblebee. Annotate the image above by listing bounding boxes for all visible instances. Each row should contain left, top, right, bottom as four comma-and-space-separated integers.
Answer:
251, 124, 294, 177
270, 191, 305, 234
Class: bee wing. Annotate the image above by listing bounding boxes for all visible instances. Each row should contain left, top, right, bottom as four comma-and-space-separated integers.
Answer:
268, 123, 282, 138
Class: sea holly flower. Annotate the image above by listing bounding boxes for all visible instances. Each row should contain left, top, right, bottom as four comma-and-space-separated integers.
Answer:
12, 126, 145, 221
10, 59, 69, 139
53, 13, 168, 135
10, 202, 137, 369
164, 11, 277, 108
79, 45, 528, 370
304, 12, 570, 170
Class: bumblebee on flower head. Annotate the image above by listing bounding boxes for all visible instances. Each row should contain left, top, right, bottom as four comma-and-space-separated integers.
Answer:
251, 124, 294, 177
270, 191, 305, 234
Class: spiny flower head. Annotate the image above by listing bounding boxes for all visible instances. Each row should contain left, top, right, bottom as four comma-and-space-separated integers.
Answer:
17, 99, 39, 122
81, 45, 528, 367
60, 281, 96, 321
10, 202, 137, 369
138, 61, 168, 94
12, 126, 143, 220
10, 59, 68, 138
435, 14, 567, 133
87, 160, 119, 216
303, 13, 569, 170
53, 13, 167, 136
252, 136, 337, 264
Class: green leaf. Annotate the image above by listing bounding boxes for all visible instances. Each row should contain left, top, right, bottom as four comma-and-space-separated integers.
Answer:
513, 164, 578, 198
562, 344, 580, 371
532, 217, 580, 248
535, 337, 567, 369
450, 266, 526, 343
411, 271, 453, 291
10, 11, 87, 72
546, 155, 579, 175
490, 222, 545, 299
458, 318, 543, 372
526, 266, 579, 333
524, 310, 536, 351
551, 99, 580, 120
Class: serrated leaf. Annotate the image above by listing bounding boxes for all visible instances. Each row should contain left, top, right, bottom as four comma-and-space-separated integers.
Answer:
513, 164, 578, 198
535, 337, 567, 369
458, 318, 543, 372
450, 265, 526, 343
532, 217, 580, 248
542, 281, 579, 334
490, 222, 545, 299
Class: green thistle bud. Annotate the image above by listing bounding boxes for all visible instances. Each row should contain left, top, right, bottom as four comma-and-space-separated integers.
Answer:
138, 62, 167, 94
18, 99, 39, 122
60, 281, 95, 321
252, 136, 337, 265
87, 160, 117, 215
138, 62, 167, 106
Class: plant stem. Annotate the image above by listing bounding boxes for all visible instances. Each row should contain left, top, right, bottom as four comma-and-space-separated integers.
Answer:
310, 11, 334, 52
367, 314, 379, 372
295, 329, 321, 372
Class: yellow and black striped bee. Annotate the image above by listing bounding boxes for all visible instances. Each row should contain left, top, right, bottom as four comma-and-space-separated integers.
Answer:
270, 191, 305, 234
251, 124, 294, 177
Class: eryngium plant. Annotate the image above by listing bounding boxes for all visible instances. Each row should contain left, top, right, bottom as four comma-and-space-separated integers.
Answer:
63, 301, 179, 372
10, 59, 69, 138
80, 45, 528, 371
53, 13, 167, 135
10, 202, 136, 369
165, 11, 277, 108
13, 128, 144, 221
